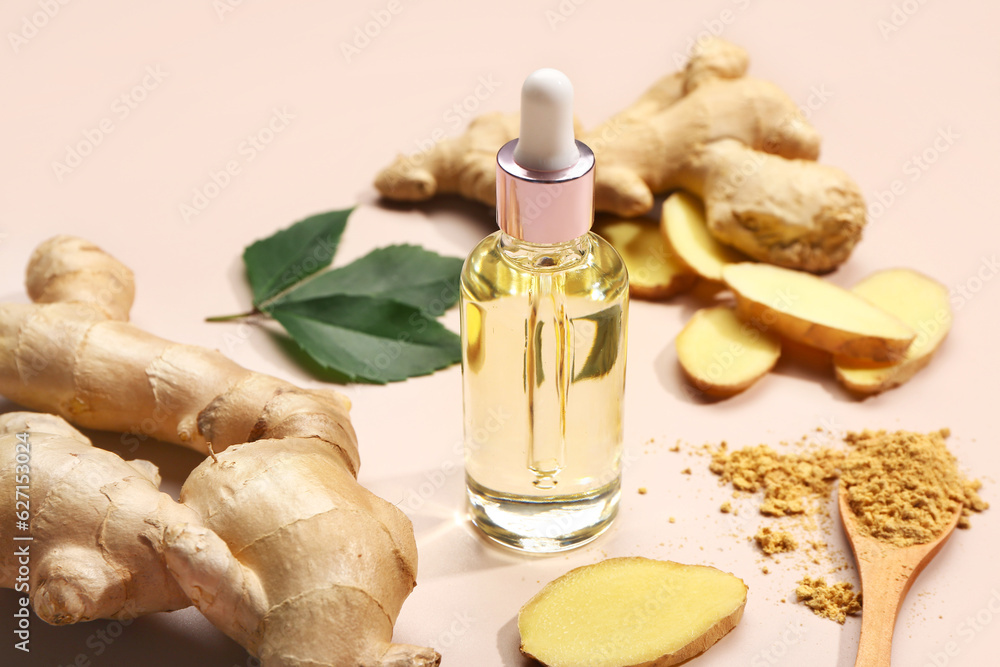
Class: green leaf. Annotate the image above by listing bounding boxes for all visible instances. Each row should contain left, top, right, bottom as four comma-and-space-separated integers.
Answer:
269, 295, 461, 384
243, 208, 353, 306
277, 244, 463, 315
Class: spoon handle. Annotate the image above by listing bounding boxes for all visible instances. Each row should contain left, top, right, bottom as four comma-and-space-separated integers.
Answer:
854, 556, 909, 667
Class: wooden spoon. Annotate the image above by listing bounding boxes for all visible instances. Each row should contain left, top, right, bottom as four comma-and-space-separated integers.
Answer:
838, 488, 961, 667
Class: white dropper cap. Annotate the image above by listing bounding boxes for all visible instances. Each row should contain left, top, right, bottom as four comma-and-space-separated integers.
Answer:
512, 68, 580, 172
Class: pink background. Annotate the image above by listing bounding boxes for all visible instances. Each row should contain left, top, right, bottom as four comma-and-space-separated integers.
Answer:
2, 1, 999, 665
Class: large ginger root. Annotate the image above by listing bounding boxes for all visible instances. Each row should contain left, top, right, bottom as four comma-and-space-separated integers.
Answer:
0, 412, 201, 624
582, 39, 820, 211
577, 39, 864, 273
165, 429, 428, 666
375, 38, 865, 273
373, 40, 749, 208
0, 236, 439, 667
694, 140, 864, 272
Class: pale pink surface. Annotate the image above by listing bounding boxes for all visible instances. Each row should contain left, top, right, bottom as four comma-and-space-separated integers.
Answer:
2, 1, 999, 666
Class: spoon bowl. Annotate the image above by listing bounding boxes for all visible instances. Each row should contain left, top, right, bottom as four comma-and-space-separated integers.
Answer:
838, 485, 961, 667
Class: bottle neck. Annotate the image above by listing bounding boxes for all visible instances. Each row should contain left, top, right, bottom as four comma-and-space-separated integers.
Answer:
498, 232, 590, 272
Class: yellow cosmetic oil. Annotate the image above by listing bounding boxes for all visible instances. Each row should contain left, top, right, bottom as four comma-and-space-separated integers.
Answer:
460, 69, 628, 552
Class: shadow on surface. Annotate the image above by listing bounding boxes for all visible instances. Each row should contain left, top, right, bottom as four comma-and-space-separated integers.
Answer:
372, 193, 496, 245
497, 614, 536, 667
0, 596, 249, 667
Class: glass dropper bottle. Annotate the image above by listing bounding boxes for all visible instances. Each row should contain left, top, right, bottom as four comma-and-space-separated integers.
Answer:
460, 68, 629, 553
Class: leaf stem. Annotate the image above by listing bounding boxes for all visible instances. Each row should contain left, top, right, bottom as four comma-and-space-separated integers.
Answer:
205, 309, 261, 323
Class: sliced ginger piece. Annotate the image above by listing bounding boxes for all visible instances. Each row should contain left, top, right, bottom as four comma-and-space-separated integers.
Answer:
518, 557, 747, 667
722, 263, 916, 362
834, 268, 952, 394
676, 306, 780, 397
662, 190, 747, 282
594, 215, 696, 300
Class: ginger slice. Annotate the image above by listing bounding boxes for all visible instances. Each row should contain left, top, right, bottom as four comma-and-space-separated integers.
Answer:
834, 268, 952, 394
661, 191, 747, 282
676, 306, 780, 397
722, 263, 915, 362
518, 557, 747, 667
594, 215, 696, 300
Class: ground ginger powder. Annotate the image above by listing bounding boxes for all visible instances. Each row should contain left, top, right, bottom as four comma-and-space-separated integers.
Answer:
709, 443, 844, 516
841, 429, 988, 546
708, 428, 989, 623
755, 527, 798, 555
753, 526, 799, 556
795, 577, 861, 624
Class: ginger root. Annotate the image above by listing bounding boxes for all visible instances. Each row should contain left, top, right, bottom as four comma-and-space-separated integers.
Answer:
583, 39, 864, 272
0, 236, 439, 667
0, 412, 201, 624
375, 38, 865, 273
